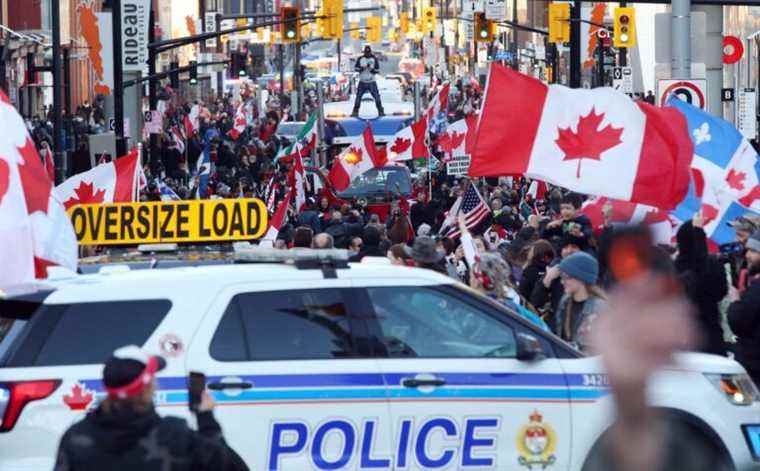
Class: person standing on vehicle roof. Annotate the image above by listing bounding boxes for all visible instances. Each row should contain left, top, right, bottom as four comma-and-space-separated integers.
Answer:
53, 346, 248, 471
352, 45, 385, 117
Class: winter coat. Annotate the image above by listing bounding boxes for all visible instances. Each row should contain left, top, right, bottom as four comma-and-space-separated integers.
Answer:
54, 405, 247, 471
675, 222, 728, 356
729, 274, 760, 382
520, 260, 548, 302
554, 294, 606, 351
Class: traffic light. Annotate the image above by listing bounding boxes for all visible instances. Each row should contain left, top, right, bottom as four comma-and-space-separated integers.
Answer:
548, 2, 570, 44
422, 7, 436, 34
366, 16, 382, 43
316, 7, 328, 37
170, 60, 179, 88
400, 12, 409, 33
613, 7, 636, 48
281, 6, 300, 43
189, 61, 197, 85
350, 21, 360, 40
474, 12, 493, 43
323, 0, 343, 39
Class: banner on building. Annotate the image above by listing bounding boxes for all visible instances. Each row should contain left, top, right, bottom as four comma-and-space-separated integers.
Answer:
121, 0, 151, 72
78, 1, 114, 95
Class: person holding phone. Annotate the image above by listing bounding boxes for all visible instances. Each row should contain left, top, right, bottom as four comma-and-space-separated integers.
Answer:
54, 346, 248, 471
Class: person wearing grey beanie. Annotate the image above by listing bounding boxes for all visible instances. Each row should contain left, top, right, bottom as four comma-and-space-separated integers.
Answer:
554, 251, 607, 351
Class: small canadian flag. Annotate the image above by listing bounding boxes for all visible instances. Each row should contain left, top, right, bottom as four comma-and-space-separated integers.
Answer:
328, 127, 386, 191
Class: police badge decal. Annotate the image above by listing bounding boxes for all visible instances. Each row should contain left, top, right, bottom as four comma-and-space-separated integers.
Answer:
517, 411, 557, 469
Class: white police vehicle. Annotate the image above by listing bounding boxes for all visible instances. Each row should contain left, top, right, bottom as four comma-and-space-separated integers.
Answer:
1, 249, 759, 470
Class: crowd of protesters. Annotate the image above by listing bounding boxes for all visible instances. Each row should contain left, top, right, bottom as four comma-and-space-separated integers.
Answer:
26, 68, 760, 388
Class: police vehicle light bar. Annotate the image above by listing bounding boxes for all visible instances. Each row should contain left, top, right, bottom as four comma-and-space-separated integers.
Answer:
234, 248, 350, 270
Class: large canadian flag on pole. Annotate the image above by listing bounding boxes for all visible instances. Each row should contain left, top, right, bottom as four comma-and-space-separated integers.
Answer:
471, 64, 693, 210
0, 92, 77, 286
56, 148, 140, 209
328, 127, 386, 191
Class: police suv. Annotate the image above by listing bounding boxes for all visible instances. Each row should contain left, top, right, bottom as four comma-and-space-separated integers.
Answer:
1, 249, 759, 470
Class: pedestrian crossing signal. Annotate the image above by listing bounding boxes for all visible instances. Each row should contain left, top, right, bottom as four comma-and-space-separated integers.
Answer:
189, 61, 198, 85
474, 12, 493, 43
281, 6, 300, 43
613, 7, 636, 48
548, 2, 570, 44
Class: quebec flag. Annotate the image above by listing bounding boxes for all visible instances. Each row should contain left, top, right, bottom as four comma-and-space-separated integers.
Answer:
669, 98, 760, 246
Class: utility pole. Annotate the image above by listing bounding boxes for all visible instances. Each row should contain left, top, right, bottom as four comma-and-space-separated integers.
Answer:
148, 8, 158, 166
51, 0, 65, 182
569, 0, 581, 88
672, 0, 691, 79
63, 46, 72, 156
112, 0, 127, 157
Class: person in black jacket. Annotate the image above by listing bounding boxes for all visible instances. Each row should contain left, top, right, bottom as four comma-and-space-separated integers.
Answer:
54, 346, 247, 471
520, 239, 556, 301
729, 230, 760, 385
674, 217, 728, 356
540, 193, 594, 243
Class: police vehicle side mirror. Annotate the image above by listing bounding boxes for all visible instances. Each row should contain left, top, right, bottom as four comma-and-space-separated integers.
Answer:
516, 333, 546, 362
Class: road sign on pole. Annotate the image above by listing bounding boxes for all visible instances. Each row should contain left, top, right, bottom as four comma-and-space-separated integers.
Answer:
737, 88, 757, 139
658, 79, 708, 110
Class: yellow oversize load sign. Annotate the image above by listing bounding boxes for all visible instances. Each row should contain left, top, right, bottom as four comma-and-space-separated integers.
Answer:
67, 199, 268, 245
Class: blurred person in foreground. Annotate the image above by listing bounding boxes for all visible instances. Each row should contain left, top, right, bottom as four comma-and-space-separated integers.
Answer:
54, 346, 247, 471
586, 236, 733, 471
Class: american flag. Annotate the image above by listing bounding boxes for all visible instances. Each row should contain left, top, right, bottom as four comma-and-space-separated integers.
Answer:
443, 183, 490, 239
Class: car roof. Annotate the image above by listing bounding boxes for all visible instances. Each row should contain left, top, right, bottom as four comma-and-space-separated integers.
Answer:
38, 263, 455, 304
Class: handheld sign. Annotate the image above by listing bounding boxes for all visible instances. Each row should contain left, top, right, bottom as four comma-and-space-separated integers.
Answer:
67, 199, 268, 245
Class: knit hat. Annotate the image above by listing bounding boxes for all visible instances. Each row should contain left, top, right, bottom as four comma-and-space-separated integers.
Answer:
747, 230, 760, 253
558, 252, 599, 285
103, 345, 166, 400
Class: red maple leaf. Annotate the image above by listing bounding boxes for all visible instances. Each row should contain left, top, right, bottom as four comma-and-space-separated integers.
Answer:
701, 204, 719, 226
17, 138, 52, 214
438, 131, 466, 154
0, 158, 9, 207
556, 108, 623, 178
726, 169, 746, 191
63, 383, 93, 411
390, 137, 412, 155
740, 186, 760, 207
63, 180, 106, 210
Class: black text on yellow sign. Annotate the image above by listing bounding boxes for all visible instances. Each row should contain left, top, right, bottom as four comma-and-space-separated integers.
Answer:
67, 199, 268, 245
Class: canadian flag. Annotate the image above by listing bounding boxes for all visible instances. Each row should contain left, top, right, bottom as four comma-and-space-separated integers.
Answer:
0, 91, 77, 286
289, 144, 307, 212
260, 190, 291, 246
471, 64, 693, 210
437, 114, 477, 161
56, 148, 140, 210
425, 82, 450, 121
387, 117, 428, 162
227, 102, 248, 140
328, 127, 386, 191
581, 196, 674, 246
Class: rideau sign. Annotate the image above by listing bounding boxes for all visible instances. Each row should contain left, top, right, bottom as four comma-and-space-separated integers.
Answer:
121, 0, 150, 72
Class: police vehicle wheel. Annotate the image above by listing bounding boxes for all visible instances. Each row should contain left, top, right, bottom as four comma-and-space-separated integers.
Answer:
581, 414, 734, 471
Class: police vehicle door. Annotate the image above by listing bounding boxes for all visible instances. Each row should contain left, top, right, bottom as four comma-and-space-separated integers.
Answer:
186, 280, 394, 471
361, 281, 572, 470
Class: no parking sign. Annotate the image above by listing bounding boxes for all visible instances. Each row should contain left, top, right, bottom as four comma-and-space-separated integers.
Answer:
658, 79, 708, 110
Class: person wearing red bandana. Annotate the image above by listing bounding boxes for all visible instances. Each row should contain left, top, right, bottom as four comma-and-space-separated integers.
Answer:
53, 346, 247, 471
